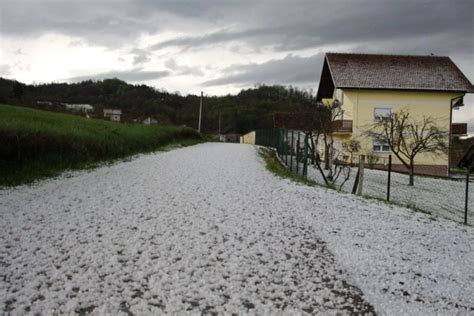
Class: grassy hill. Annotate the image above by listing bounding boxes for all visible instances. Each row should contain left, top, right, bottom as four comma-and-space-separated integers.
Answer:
0, 104, 201, 186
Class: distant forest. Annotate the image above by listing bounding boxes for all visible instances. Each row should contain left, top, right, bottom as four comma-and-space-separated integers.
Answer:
0, 77, 316, 134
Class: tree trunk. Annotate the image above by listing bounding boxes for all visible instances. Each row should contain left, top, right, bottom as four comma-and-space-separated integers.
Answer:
409, 161, 415, 186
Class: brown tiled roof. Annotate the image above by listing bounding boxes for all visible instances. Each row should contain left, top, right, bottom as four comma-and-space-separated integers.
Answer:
325, 53, 474, 92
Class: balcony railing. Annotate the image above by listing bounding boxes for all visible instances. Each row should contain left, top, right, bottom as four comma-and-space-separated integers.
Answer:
331, 120, 353, 133
452, 123, 467, 136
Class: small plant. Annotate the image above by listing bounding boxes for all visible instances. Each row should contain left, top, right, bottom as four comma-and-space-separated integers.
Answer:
366, 154, 380, 169
342, 139, 361, 165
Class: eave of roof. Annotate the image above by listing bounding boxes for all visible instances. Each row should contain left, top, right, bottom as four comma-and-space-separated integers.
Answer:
324, 53, 474, 93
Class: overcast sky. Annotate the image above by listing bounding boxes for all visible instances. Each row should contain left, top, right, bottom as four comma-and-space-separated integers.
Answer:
1, 0, 473, 126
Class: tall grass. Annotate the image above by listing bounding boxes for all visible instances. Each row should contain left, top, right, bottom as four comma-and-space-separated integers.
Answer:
0, 104, 201, 186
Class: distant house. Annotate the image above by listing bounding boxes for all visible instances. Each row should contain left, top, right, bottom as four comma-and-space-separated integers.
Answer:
240, 131, 256, 144
64, 103, 94, 112
36, 100, 53, 106
103, 109, 122, 122
220, 133, 240, 143
143, 117, 158, 125
315, 53, 474, 176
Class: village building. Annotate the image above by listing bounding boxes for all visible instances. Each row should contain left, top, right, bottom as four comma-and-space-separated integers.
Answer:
143, 117, 158, 125
64, 103, 94, 112
315, 53, 473, 176
103, 109, 122, 122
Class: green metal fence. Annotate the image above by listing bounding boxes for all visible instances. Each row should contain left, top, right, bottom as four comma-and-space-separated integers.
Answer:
255, 128, 310, 178
255, 128, 472, 226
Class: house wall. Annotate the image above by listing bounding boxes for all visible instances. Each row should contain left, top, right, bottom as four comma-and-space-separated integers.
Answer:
338, 89, 464, 175
240, 131, 256, 144
110, 115, 121, 122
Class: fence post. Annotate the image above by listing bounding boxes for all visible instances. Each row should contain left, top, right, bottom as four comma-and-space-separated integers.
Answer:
296, 132, 300, 175
387, 155, 392, 201
465, 171, 470, 225
357, 155, 365, 196
352, 167, 360, 194
303, 133, 309, 178
278, 129, 283, 156
290, 130, 295, 172
285, 129, 288, 165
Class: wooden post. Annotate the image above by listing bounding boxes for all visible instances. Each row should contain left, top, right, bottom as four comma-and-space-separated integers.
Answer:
352, 167, 360, 194
357, 155, 365, 196
303, 134, 309, 178
465, 172, 470, 225
387, 155, 392, 201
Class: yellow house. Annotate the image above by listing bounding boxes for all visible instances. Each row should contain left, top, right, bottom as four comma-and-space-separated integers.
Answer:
316, 53, 473, 176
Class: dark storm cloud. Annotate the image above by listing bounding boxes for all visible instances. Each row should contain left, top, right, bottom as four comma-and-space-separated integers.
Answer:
2, 1, 472, 54
202, 54, 324, 87
66, 68, 170, 82
146, 1, 473, 55
1, 0, 472, 94
148, 28, 270, 51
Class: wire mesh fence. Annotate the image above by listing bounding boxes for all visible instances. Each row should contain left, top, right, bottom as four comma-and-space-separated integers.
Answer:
255, 128, 473, 226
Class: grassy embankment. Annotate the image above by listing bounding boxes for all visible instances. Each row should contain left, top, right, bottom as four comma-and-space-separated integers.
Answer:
259, 147, 319, 186
0, 104, 202, 186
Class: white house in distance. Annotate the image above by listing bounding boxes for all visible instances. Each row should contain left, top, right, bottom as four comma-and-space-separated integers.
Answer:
143, 117, 158, 125
103, 109, 122, 122
64, 103, 94, 112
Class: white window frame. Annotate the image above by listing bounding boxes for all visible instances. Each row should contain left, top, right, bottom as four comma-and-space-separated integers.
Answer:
372, 140, 391, 153
374, 107, 392, 121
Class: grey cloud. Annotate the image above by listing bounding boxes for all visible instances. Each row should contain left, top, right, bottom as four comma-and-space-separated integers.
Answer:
202, 53, 324, 87
2, 1, 472, 54
0, 64, 11, 76
164, 59, 204, 76
66, 68, 170, 82
131, 49, 151, 65
1, 0, 473, 96
147, 1, 473, 55
149, 28, 269, 51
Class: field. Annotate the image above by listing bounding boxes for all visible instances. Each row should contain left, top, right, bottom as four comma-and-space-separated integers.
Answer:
0, 104, 201, 186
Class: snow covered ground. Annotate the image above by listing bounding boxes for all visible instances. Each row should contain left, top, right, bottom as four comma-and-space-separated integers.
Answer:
1, 143, 473, 315
282, 154, 473, 225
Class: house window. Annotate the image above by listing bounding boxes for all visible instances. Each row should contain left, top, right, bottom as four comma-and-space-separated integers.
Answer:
374, 107, 392, 121
373, 140, 391, 152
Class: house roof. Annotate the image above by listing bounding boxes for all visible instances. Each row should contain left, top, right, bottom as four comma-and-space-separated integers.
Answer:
316, 53, 474, 100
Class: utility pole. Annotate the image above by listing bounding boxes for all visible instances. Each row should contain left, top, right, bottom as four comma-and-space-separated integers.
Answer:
198, 91, 203, 133
218, 112, 221, 136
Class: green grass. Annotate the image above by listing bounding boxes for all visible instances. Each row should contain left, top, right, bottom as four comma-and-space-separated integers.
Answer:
0, 104, 202, 186
258, 147, 320, 187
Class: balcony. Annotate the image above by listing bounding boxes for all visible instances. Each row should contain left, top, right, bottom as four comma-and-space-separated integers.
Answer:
331, 120, 353, 133
452, 123, 467, 136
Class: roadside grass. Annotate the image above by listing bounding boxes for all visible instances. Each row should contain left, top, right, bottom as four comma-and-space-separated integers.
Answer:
0, 104, 202, 187
259, 146, 442, 219
258, 147, 320, 187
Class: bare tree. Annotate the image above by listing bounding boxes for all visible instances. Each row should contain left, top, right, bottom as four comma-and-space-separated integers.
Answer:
365, 109, 448, 186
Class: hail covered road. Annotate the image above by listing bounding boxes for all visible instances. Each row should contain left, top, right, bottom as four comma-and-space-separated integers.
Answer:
1, 143, 473, 315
